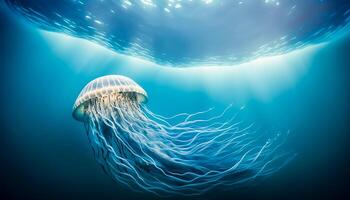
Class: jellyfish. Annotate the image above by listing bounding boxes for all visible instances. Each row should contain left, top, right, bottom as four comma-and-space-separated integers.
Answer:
72, 75, 294, 196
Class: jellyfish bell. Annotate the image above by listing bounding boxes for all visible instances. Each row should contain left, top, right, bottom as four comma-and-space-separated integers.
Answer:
72, 75, 294, 196
72, 75, 148, 122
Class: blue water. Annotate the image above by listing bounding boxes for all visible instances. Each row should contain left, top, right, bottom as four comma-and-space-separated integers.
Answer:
1, 1, 350, 200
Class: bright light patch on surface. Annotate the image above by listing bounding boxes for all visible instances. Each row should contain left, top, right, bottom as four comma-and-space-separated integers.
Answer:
6, 0, 350, 67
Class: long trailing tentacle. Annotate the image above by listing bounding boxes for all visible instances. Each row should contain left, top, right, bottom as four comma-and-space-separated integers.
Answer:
83, 93, 295, 196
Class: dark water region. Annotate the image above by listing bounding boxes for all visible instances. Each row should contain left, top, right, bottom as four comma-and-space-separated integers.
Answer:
0, 1, 350, 200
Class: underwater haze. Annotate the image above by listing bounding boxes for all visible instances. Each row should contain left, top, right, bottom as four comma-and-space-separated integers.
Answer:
1, 1, 350, 200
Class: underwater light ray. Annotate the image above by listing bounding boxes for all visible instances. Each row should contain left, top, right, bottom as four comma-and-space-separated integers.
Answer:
73, 75, 294, 196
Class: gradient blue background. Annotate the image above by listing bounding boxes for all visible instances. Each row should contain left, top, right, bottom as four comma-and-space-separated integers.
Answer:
0, 2, 349, 200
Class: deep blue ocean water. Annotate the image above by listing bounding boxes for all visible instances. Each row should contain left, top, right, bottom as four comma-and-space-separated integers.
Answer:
1, 1, 350, 200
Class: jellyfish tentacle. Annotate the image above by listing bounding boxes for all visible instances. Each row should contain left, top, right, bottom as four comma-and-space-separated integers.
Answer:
73, 76, 294, 196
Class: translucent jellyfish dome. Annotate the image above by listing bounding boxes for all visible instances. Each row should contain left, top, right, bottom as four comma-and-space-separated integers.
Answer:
6, 0, 350, 67
72, 75, 294, 196
73, 75, 147, 121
